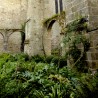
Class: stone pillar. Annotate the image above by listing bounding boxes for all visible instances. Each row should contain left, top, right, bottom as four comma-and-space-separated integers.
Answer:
24, 0, 44, 56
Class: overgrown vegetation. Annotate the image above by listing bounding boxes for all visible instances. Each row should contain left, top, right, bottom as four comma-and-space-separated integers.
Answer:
43, 14, 58, 28
0, 15, 97, 98
63, 17, 90, 72
0, 53, 98, 98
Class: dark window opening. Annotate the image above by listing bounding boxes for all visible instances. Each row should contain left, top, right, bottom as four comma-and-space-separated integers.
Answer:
59, 0, 63, 12
55, 0, 58, 13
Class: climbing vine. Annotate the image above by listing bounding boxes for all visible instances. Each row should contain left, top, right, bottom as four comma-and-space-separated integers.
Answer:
63, 17, 90, 72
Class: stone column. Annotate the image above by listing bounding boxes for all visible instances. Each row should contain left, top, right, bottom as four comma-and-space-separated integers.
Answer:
24, 0, 44, 56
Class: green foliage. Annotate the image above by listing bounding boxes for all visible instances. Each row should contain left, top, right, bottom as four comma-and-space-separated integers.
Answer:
0, 53, 98, 98
45, 55, 54, 64
14, 53, 29, 62
30, 55, 45, 63
59, 57, 67, 68
51, 56, 59, 65
63, 17, 90, 72
66, 17, 88, 33
0, 53, 15, 62
51, 48, 59, 56
30, 55, 67, 68
51, 56, 67, 68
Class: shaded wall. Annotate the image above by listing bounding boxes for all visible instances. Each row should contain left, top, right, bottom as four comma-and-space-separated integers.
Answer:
65, 0, 98, 69
0, 34, 3, 52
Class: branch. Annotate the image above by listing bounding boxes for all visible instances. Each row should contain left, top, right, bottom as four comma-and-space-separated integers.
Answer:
87, 27, 98, 32
71, 43, 84, 68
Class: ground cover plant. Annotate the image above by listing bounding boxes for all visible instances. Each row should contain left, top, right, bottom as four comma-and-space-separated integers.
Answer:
0, 53, 98, 98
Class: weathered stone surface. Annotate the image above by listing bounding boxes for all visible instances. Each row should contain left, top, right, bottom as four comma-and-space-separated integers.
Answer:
0, 0, 27, 29
0, 0, 98, 69
65, 0, 89, 23
65, 0, 98, 68
8, 31, 21, 53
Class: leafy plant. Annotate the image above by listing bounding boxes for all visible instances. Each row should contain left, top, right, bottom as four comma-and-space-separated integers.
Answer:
45, 55, 54, 64
14, 53, 29, 62
30, 55, 45, 63
0, 53, 98, 98
63, 17, 90, 72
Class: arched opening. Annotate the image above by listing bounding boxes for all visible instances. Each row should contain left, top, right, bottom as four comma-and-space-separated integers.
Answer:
51, 21, 61, 55
8, 31, 21, 53
43, 20, 62, 56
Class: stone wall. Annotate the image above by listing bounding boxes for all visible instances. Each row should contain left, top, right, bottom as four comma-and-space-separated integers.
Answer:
43, 0, 66, 55
65, 0, 98, 69
0, 0, 27, 53
8, 31, 21, 53
86, 0, 98, 69
65, 0, 98, 29
65, 0, 89, 23
24, 0, 62, 56
88, 0, 98, 29
0, 0, 27, 29
0, 29, 21, 53
25, 0, 45, 56
0, 0, 66, 55
43, 0, 55, 18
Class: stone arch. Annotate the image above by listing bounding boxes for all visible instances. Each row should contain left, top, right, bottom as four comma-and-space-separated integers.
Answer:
47, 20, 56, 30
8, 31, 21, 53
43, 19, 62, 55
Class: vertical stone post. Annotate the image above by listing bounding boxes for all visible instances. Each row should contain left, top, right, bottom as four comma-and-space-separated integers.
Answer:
24, 0, 44, 56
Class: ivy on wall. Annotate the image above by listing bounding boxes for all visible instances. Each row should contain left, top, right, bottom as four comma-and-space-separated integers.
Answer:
63, 17, 90, 72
